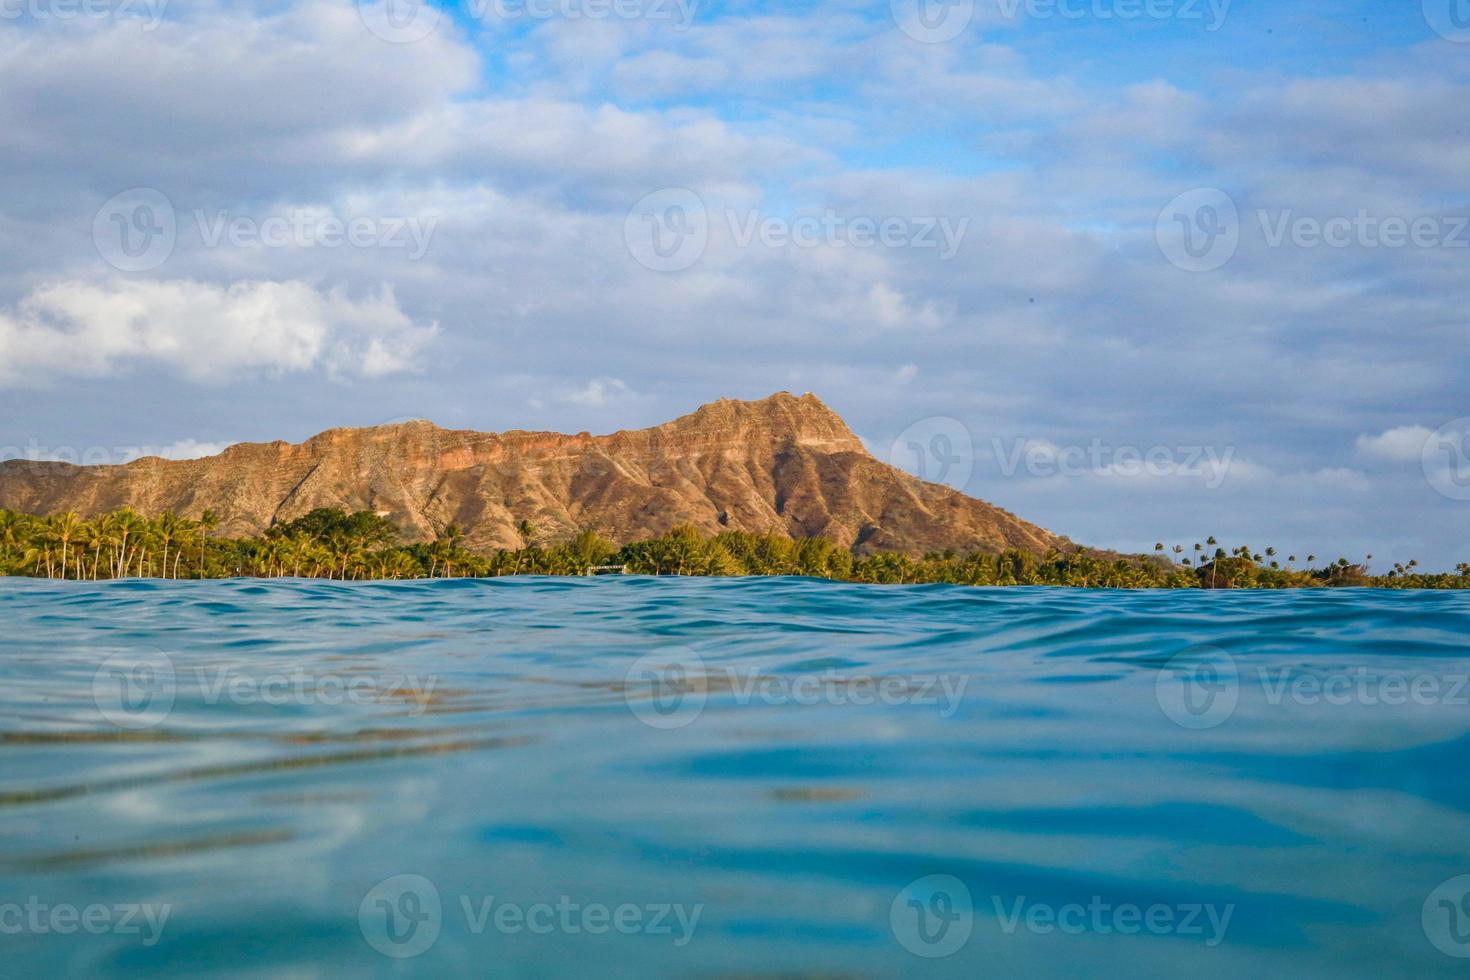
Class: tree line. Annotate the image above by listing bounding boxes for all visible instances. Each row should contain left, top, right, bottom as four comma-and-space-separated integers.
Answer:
1, 507, 1467, 588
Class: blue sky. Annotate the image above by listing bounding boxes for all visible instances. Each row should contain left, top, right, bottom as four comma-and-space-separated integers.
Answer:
0, 0, 1467, 567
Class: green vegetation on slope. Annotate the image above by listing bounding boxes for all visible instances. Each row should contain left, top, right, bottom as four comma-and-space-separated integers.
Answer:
1, 508, 1467, 588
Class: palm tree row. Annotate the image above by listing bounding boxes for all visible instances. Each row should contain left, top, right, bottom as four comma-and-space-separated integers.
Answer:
1, 507, 1468, 588
1, 508, 220, 580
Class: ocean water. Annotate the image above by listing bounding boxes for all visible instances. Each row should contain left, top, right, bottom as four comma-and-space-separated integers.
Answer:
2, 578, 1470, 978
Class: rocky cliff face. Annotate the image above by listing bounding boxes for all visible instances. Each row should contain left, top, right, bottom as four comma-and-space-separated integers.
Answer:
0, 392, 1069, 555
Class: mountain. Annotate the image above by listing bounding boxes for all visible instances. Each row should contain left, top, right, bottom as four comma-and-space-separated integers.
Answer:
0, 392, 1070, 555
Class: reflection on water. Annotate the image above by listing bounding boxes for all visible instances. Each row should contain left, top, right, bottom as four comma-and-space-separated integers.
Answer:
2, 577, 1469, 977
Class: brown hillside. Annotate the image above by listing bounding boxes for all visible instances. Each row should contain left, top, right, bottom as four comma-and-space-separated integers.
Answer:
0, 392, 1070, 556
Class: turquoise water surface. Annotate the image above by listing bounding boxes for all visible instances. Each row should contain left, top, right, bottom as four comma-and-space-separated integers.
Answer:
3, 578, 1470, 977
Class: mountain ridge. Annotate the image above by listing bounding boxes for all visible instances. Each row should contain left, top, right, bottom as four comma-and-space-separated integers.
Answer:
0, 392, 1070, 556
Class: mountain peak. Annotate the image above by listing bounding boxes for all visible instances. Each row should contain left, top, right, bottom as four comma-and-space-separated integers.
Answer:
0, 394, 1065, 556
665, 391, 865, 454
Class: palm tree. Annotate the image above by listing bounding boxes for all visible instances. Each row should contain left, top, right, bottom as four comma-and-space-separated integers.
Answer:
90, 512, 119, 580
155, 512, 185, 579
52, 512, 83, 580
198, 509, 219, 577
0, 510, 28, 567
73, 520, 102, 580
112, 509, 145, 577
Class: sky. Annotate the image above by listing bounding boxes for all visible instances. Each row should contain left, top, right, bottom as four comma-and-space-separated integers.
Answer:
0, 0, 1467, 568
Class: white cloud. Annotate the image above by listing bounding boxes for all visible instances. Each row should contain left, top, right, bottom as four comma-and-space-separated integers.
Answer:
563, 377, 632, 408
1355, 425, 1434, 463
114, 438, 234, 462
0, 278, 435, 386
